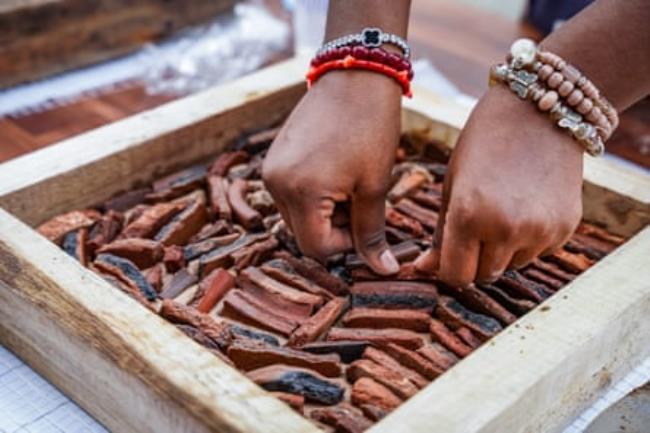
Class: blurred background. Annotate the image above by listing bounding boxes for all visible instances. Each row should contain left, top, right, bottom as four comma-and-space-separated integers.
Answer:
0, 0, 647, 171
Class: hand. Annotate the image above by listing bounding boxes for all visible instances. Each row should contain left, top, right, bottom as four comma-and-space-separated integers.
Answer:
262, 71, 402, 275
416, 85, 584, 286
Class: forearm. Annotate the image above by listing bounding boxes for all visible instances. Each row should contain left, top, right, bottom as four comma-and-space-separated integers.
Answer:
541, 0, 650, 111
325, 0, 411, 41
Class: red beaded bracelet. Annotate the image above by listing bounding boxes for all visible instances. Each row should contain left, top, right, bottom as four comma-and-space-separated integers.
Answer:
306, 55, 413, 97
311, 46, 413, 78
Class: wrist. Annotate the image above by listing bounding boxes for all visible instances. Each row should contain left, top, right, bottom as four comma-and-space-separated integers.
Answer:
311, 68, 404, 103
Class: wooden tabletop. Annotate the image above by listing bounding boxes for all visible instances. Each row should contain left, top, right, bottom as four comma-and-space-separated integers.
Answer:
0, 0, 647, 168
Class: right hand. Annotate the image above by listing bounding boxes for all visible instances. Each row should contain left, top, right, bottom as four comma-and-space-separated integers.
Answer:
262, 70, 402, 275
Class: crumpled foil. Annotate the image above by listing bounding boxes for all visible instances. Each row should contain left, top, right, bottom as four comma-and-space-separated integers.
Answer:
141, 3, 290, 95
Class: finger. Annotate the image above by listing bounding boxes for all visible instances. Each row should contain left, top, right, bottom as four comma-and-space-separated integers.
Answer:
289, 196, 353, 261
416, 182, 450, 275
510, 243, 548, 269
437, 214, 481, 287
476, 242, 515, 283
351, 192, 399, 275
274, 200, 294, 233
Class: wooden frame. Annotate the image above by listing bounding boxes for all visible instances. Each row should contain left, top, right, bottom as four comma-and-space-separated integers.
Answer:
0, 0, 236, 88
0, 57, 648, 433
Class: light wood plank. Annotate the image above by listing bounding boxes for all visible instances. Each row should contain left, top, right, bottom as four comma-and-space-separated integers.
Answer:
370, 226, 650, 433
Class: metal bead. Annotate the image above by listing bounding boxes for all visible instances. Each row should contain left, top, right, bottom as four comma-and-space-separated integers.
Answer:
510, 38, 537, 67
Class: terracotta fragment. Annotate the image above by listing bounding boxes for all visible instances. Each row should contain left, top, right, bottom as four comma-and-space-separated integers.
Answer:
342, 308, 431, 332
362, 346, 429, 389
227, 339, 342, 377
385, 207, 424, 237
530, 258, 576, 282
497, 270, 552, 302
429, 318, 472, 358
147, 165, 206, 202
443, 284, 517, 325
62, 228, 89, 266
521, 267, 563, 290
326, 328, 425, 350
228, 324, 280, 346
547, 248, 595, 273
228, 178, 262, 230
351, 377, 402, 412
270, 392, 304, 413
477, 284, 536, 316
162, 245, 186, 273
310, 404, 373, 433
456, 327, 482, 349
300, 341, 369, 364
220, 289, 298, 336
87, 210, 123, 253
143, 263, 165, 293
416, 343, 459, 370
175, 324, 222, 353
388, 165, 432, 202
207, 175, 232, 220
120, 202, 184, 239
410, 188, 443, 211
261, 259, 334, 299
436, 296, 502, 341
288, 297, 348, 347
231, 236, 279, 270
96, 269, 155, 310
209, 150, 250, 176
347, 359, 419, 399
37, 210, 100, 243
238, 266, 323, 316
246, 364, 344, 405
359, 404, 388, 422
564, 238, 606, 260
183, 233, 240, 261
350, 281, 438, 310
94, 253, 158, 301
159, 268, 198, 299
394, 198, 438, 230
199, 233, 268, 276
381, 343, 443, 380
246, 189, 276, 216
274, 251, 349, 295
189, 220, 232, 243
576, 222, 625, 246
196, 269, 235, 313
159, 299, 231, 349
97, 238, 163, 269
154, 197, 209, 246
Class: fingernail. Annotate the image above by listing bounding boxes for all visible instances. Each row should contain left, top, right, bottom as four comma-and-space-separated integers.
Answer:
380, 249, 400, 274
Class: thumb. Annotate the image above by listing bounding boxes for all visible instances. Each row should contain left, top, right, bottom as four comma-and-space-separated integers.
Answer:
351, 189, 399, 275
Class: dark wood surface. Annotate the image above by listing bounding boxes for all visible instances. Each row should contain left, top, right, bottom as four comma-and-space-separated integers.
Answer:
0, 0, 647, 168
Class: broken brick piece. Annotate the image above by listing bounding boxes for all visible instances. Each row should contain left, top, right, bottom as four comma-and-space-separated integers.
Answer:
530, 259, 576, 282
94, 253, 158, 301
351, 377, 402, 412
97, 238, 163, 269
429, 319, 472, 358
385, 207, 424, 238
288, 297, 348, 347
326, 327, 425, 350
274, 251, 348, 296
310, 404, 373, 433
436, 296, 502, 341
228, 178, 262, 230
199, 233, 268, 276
363, 346, 429, 389
207, 175, 232, 221
160, 299, 231, 349
410, 188, 443, 211
300, 341, 369, 364
247, 364, 344, 405
155, 196, 209, 246
347, 359, 419, 399
521, 267, 563, 290
394, 198, 438, 231
442, 284, 517, 326
196, 269, 235, 313
159, 268, 197, 299
221, 289, 299, 336
477, 284, 536, 316
381, 343, 443, 380
575, 222, 625, 246
62, 228, 89, 267
342, 308, 431, 332
147, 165, 206, 202
163, 245, 186, 273
351, 281, 438, 310
261, 259, 334, 299
416, 343, 459, 370
231, 237, 279, 271
183, 233, 240, 261
270, 392, 304, 413
144, 263, 165, 293
497, 270, 552, 302
546, 249, 595, 274
120, 202, 184, 239
227, 339, 342, 377
209, 150, 250, 176
175, 324, 222, 353
456, 327, 482, 349
87, 210, 123, 253
359, 404, 388, 422
238, 266, 323, 317
37, 210, 101, 243
228, 324, 279, 346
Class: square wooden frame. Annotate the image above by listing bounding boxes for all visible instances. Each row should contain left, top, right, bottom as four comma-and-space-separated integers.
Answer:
0, 58, 648, 433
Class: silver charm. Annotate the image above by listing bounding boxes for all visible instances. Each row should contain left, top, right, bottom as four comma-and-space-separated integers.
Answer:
508, 70, 538, 99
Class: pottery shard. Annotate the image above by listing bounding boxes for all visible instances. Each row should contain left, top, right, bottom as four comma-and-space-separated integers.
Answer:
362, 346, 429, 389
274, 251, 348, 296
347, 358, 419, 399
97, 238, 163, 269
436, 296, 502, 341
342, 308, 431, 332
37, 209, 101, 243
429, 318, 473, 358
326, 328, 425, 350
381, 343, 443, 381
288, 297, 348, 347
120, 202, 184, 239
351, 377, 402, 412
310, 404, 373, 433
220, 289, 299, 336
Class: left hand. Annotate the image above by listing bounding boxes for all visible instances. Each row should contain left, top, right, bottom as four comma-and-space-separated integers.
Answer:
415, 85, 584, 286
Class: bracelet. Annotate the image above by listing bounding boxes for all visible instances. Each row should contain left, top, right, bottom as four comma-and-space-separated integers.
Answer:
307, 56, 413, 97
508, 38, 618, 142
311, 46, 413, 79
317, 27, 411, 59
